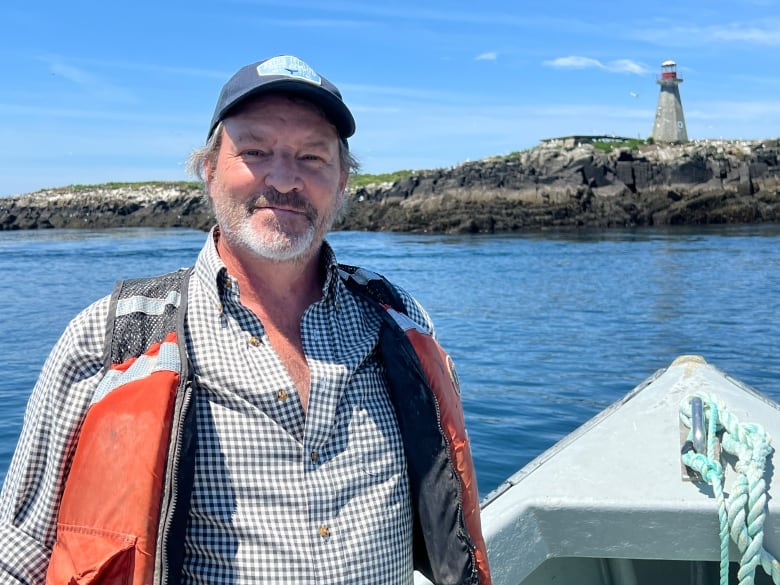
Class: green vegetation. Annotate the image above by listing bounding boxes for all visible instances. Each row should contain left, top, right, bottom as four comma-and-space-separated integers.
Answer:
48, 181, 203, 193
348, 170, 416, 189
37, 175, 425, 194
40, 175, 421, 194
591, 138, 649, 153
499, 149, 530, 160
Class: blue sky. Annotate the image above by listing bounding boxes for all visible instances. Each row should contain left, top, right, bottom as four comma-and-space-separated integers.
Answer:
1, 0, 779, 196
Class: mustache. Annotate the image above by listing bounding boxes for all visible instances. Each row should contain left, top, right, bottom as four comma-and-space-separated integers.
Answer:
248, 189, 318, 219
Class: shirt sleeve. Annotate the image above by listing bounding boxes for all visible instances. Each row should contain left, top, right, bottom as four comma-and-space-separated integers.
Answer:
0, 296, 110, 584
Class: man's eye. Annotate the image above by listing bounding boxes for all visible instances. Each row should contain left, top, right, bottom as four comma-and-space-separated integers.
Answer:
242, 149, 271, 158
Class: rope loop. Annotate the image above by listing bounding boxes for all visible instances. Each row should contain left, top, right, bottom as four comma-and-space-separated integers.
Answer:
680, 391, 778, 585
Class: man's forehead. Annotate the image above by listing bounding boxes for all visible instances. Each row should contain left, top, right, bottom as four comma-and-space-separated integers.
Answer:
223, 113, 341, 151
224, 94, 339, 132
229, 126, 337, 149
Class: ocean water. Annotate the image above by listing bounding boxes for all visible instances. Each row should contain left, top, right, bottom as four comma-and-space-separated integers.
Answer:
1, 225, 780, 497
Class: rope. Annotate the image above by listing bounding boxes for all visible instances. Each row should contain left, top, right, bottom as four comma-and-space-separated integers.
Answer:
680, 392, 780, 585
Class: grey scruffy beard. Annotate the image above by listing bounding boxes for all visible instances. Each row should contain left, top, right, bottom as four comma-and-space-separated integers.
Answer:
213, 186, 340, 264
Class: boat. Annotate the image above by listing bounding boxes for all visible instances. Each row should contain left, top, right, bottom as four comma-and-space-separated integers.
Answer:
415, 355, 780, 585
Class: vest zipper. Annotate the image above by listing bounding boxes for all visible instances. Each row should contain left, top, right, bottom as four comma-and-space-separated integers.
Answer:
155, 376, 193, 585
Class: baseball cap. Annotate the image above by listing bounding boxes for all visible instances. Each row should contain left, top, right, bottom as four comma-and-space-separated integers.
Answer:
208, 55, 356, 140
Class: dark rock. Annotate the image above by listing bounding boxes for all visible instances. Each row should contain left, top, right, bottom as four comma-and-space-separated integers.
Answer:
0, 184, 214, 232
2, 139, 779, 233
336, 139, 780, 232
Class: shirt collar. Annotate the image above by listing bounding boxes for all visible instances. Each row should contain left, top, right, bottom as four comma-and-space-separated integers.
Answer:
194, 226, 343, 304
319, 240, 342, 302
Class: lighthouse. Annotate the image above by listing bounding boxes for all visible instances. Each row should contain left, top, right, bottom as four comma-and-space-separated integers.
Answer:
651, 60, 688, 143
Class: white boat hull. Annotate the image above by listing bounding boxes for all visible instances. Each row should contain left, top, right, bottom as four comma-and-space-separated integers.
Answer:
415, 355, 780, 584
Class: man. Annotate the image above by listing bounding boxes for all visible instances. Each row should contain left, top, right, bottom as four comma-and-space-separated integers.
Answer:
0, 55, 490, 584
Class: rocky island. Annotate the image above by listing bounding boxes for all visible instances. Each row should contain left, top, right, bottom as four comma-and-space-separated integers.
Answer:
1, 138, 779, 233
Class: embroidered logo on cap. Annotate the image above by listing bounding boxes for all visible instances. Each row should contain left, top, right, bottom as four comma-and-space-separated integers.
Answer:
256, 56, 322, 86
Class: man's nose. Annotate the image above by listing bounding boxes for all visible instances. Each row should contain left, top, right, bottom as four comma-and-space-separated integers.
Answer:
264, 153, 303, 193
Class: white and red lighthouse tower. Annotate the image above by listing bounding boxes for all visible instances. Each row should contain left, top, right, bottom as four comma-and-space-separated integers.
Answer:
651, 60, 688, 143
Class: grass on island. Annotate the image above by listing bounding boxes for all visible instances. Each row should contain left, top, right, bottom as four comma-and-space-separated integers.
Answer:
498, 138, 653, 160
43, 173, 417, 194
49, 181, 204, 193
499, 149, 531, 160
348, 170, 416, 189
591, 138, 650, 153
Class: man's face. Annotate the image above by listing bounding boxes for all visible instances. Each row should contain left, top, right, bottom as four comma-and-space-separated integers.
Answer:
205, 94, 348, 264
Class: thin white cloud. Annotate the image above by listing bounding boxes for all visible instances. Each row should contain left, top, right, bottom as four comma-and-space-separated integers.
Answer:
733, 74, 780, 88
228, 0, 585, 29
0, 102, 196, 126
544, 56, 649, 75
545, 56, 602, 69
686, 100, 780, 121
261, 17, 368, 28
36, 55, 228, 80
341, 82, 471, 103
711, 23, 780, 44
609, 59, 648, 75
475, 52, 498, 61
630, 21, 780, 47
37, 56, 138, 104
49, 62, 98, 86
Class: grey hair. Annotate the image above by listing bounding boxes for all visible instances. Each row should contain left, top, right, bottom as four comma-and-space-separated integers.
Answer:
185, 121, 361, 184
185, 124, 223, 183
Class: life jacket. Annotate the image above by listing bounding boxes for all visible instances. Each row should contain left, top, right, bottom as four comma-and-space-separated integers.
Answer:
45, 266, 491, 585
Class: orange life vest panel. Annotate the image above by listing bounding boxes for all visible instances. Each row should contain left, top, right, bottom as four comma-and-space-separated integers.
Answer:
46, 334, 182, 585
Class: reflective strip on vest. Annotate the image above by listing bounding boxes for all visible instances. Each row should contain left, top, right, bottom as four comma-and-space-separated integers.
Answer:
92, 334, 181, 404
115, 290, 182, 318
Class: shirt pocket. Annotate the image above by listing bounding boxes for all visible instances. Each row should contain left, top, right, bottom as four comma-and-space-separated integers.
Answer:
345, 364, 407, 480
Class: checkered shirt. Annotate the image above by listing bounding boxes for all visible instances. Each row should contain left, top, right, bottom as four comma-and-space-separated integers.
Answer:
0, 231, 434, 585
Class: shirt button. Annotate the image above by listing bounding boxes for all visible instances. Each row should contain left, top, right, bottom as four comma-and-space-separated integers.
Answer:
277, 389, 289, 402
310, 451, 319, 463
319, 525, 330, 538
224, 279, 233, 289
248, 335, 260, 347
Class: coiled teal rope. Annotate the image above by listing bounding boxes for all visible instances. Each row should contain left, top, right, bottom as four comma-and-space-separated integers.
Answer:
680, 392, 780, 585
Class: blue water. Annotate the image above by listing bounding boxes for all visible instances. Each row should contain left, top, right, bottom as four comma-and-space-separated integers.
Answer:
1, 225, 780, 496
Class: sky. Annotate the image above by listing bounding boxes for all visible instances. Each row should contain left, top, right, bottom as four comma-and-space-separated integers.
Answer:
1, 0, 779, 197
